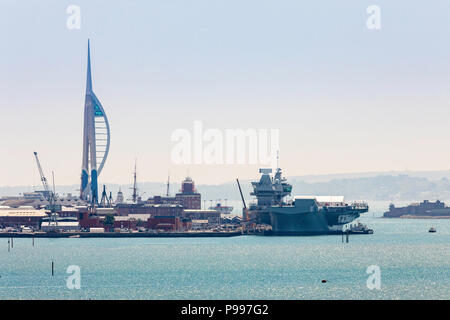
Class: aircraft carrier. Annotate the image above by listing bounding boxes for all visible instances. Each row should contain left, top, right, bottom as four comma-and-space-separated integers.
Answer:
247, 168, 369, 235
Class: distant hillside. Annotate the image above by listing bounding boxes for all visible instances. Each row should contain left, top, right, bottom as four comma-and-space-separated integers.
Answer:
2, 171, 450, 203
290, 170, 450, 183
197, 174, 450, 202
291, 175, 450, 201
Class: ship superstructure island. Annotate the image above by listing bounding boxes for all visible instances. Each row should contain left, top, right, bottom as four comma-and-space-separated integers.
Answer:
247, 167, 369, 235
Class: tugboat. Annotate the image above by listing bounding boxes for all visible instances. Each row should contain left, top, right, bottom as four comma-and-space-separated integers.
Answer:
347, 221, 374, 234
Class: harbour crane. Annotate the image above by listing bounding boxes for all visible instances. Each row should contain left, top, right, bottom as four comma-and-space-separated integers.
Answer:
236, 178, 249, 223
33, 151, 52, 200
33, 151, 59, 228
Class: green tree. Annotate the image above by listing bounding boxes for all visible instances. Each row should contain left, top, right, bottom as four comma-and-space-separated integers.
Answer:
103, 214, 115, 227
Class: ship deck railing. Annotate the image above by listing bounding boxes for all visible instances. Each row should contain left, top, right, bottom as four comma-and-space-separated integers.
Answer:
350, 201, 369, 209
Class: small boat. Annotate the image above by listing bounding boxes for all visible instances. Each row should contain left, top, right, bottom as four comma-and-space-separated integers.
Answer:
347, 221, 374, 234
429, 227, 436, 233
69, 235, 80, 238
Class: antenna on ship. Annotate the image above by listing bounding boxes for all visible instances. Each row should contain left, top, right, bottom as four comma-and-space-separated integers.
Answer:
276, 150, 279, 169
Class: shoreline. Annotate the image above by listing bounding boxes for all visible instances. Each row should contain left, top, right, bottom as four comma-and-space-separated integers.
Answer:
383, 215, 450, 219
0, 231, 243, 238
0, 229, 374, 238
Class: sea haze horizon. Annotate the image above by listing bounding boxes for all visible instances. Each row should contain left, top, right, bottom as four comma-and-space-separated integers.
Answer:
3, 168, 450, 189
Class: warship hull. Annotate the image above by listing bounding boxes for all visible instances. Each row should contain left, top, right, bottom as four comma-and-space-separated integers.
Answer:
270, 209, 360, 235
269, 198, 368, 235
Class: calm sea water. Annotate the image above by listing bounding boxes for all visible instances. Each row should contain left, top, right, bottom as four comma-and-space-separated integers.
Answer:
0, 214, 449, 300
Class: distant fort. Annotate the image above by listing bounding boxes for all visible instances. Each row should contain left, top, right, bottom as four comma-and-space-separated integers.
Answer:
384, 200, 450, 218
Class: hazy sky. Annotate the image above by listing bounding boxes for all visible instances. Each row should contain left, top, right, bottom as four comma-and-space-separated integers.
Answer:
1, 0, 450, 187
